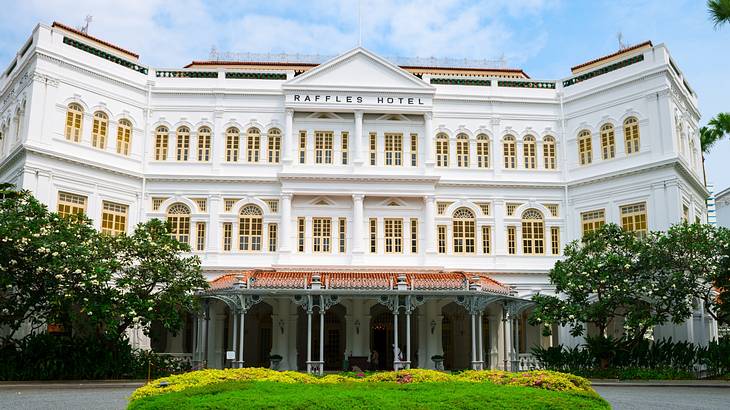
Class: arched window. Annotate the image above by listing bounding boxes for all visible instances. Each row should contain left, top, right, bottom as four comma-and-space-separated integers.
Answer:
435, 133, 449, 167
623, 117, 640, 155
65, 103, 83, 142
239, 204, 263, 251
452, 207, 476, 254
689, 139, 697, 170
455, 133, 469, 167
476, 134, 490, 168
523, 135, 536, 169
154, 126, 169, 160
226, 127, 239, 162
577, 130, 592, 165
246, 127, 261, 163
600, 124, 615, 160
543, 136, 556, 169
268, 128, 281, 163
676, 117, 685, 156
176, 126, 190, 161
91, 111, 108, 149
521, 209, 545, 255
167, 203, 191, 245
503, 135, 516, 169
197, 126, 211, 162
116, 119, 132, 156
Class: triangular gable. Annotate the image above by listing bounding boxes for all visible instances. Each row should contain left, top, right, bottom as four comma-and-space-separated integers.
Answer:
305, 112, 343, 120
377, 197, 408, 207
283, 47, 433, 92
309, 196, 336, 206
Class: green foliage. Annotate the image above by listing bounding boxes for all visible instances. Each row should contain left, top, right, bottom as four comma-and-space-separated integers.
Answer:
708, 0, 730, 28
129, 380, 610, 410
0, 332, 190, 380
532, 337, 730, 379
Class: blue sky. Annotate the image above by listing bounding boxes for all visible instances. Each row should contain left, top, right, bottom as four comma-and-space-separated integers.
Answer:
1, 0, 728, 191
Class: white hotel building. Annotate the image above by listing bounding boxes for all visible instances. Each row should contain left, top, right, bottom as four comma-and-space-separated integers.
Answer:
0, 22, 717, 373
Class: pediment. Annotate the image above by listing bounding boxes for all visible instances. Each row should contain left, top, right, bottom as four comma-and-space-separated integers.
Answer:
284, 48, 433, 92
309, 196, 336, 206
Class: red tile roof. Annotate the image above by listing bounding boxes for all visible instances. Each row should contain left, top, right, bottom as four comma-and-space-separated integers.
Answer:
571, 41, 652, 73
207, 269, 510, 295
52, 21, 139, 59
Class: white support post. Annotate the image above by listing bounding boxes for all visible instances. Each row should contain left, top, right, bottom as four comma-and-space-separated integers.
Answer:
319, 309, 325, 375
280, 193, 292, 253
471, 313, 477, 369
393, 311, 399, 370
352, 194, 364, 261
502, 308, 509, 371
478, 312, 484, 370
424, 112, 434, 166
354, 110, 363, 165
406, 310, 411, 369
424, 195, 436, 255
231, 311, 238, 369
306, 310, 312, 373
283, 108, 294, 164
238, 310, 245, 368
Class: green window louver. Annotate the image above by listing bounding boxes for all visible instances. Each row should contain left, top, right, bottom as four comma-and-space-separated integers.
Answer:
62, 37, 148, 74
497, 80, 556, 89
156, 70, 217, 78
225, 72, 287, 80
430, 78, 491, 86
563, 54, 644, 87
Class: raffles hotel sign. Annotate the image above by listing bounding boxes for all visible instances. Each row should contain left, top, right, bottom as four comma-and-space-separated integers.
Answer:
286, 93, 432, 107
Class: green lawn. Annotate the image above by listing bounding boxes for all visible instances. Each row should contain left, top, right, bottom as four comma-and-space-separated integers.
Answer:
128, 380, 610, 410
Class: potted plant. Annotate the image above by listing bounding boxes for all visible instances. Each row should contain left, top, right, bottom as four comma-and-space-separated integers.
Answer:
431, 354, 445, 371
269, 354, 283, 370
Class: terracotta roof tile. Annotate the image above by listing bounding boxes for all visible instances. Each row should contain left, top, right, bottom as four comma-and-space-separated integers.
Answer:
571, 41, 652, 73
52, 21, 139, 59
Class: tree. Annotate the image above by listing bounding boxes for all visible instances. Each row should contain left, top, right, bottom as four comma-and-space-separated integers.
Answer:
700, 113, 730, 153
650, 223, 730, 325
529, 224, 696, 344
708, 0, 730, 28
0, 187, 113, 345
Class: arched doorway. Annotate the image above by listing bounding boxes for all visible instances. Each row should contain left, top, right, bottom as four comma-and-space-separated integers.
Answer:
243, 302, 273, 367
296, 304, 347, 371
369, 303, 420, 370
442, 302, 471, 370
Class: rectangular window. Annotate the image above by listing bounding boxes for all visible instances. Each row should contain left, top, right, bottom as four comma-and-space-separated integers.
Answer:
369, 218, 378, 253
224, 198, 239, 212
437, 225, 447, 254
57, 191, 87, 217
299, 131, 307, 164
226, 135, 239, 162
155, 135, 168, 161
338, 218, 347, 253
437, 201, 453, 215
384, 218, 403, 253
194, 198, 207, 212
482, 225, 491, 254
682, 203, 690, 223
581, 209, 605, 235
152, 197, 167, 211
410, 218, 418, 254
264, 199, 279, 213
476, 202, 490, 216
101, 201, 127, 235
545, 204, 559, 217
176, 132, 190, 161
384, 133, 402, 166
268, 132, 281, 163
341, 132, 349, 165
621, 202, 648, 237
312, 218, 331, 252
297, 217, 306, 252
477, 138, 490, 168
507, 226, 516, 254
198, 129, 211, 161
196, 222, 206, 251
506, 203, 521, 216
223, 222, 232, 251
314, 131, 333, 164
410, 133, 418, 166
369, 132, 377, 166
268, 223, 277, 252
551, 227, 560, 255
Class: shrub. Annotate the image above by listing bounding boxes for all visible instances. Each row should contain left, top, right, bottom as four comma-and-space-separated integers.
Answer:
455, 370, 594, 394
365, 369, 452, 383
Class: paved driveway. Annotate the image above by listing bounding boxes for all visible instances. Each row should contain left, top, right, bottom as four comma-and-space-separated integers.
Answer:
593, 385, 730, 410
0, 386, 136, 410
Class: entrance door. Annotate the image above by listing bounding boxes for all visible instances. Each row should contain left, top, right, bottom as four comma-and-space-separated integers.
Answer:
370, 305, 393, 370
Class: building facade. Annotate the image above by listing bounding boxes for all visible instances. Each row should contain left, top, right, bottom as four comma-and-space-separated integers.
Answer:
0, 22, 717, 372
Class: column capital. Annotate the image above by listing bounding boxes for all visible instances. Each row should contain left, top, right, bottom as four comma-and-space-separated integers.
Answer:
281, 192, 294, 199
352, 193, 365, 201
423, 194, 436, 203
285, 108, 294, 115
424, 112, 433, 120
354, 110, 364, 118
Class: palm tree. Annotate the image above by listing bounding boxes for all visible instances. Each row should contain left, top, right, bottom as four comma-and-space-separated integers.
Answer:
700, 113, 730, 153
708, 0, 730, 27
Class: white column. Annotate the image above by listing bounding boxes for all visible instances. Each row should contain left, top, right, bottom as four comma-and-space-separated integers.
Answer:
319, 309, 325, 375
280, 193, 292, 253
424, 113, 434, 166
470, 313, 477, 369
424, 195, 436, 254
238, 310, 245, 368
393, 311, 399, 370
354, 110, 364, 165
352, 194, 364, 259
208, 195, 221, 252
493, 200, 506, 255
503, 308, 511, 371
231, 311, 238, 368
406, 310, 411, 369
478, 312, 484, 369
283, 108, 294, 164
306, 309, 313, 373
489, 315, 499, 369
